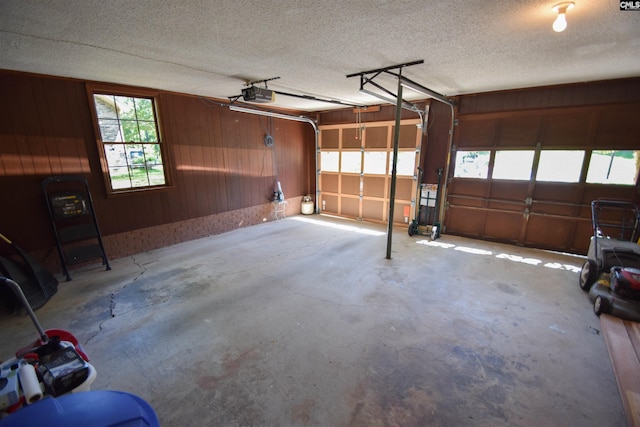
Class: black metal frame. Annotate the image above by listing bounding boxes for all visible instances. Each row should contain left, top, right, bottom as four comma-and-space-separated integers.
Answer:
591, 199, 640, 256
42, 175, 111, 281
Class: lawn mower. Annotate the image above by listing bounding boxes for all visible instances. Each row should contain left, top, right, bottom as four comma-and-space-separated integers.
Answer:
579, 199, 640, 320
0, 277, 158, 426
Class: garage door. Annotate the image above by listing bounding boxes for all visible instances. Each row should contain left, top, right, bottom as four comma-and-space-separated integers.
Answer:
444, 105, 640, 254
318, 119, 422, 225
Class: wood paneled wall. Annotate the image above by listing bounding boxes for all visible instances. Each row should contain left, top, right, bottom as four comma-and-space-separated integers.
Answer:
0, 71, 314, 260
457, 78, 640, 115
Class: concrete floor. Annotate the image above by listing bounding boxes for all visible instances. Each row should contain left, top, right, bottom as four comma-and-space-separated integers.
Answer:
0, 215, 626, 426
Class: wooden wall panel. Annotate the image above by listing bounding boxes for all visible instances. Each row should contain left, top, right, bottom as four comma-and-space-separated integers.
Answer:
393, 203, 411, 224
322, 194, 339, 213
483, 211, 522, 242
192, 101, 212, 216
318, 104, 419, 126
322, 174, 339, 193
341, 197, 360, 217
396, 124, 419, 148
524, 216, 575, 250
532, 183, 582, 207
422, 101, 451, 185
362, 200, 384, 221
596, 108, 640, 148
445, 206, 486, 235
488, 181, 529, 203
342, 128, 360, 148
363, 176, 386, 198
365, 126, 388, 148
341, 175, 360, 195
447, 179, 489, 198
0, 71, 312, 256
457, 78, 640, 115
497, 116, 541, 147
543, 112, 592, 147
395, 178, 414, 200
581, 185, 636, 203
456, 119, 497, 147
570, 218, 594, 254
0, 74, 100, 251
320, 129, 339, 148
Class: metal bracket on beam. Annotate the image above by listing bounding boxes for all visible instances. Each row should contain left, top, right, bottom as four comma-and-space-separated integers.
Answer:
347, 61, 425, 114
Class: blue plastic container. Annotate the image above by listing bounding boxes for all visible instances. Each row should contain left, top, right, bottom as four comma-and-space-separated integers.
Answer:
0, 390, 159, 427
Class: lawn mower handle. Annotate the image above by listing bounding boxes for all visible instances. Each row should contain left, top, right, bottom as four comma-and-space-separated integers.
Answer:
1, 277, 48, 344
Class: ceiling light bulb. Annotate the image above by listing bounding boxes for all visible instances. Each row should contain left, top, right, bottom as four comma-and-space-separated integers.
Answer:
552, 2, 574, 33
552, 12, 567, 32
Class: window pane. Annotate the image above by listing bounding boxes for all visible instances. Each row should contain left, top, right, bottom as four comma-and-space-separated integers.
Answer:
341, 152, 361, 173
94, 95, 118, 119
98, 119, 122, 142
493, 150, 534, 180
537, 150, 584, 182
135, 98, 154, 121
126, 144, 145, 167
109, 169, 131, 189
121, 120, 140, 142
454, 151, 490, 179
390, 151, 417, 176
143, 144, 162, 167
130, 167, 151, 187
138, 121, 158, 142
105, 144, 126, 167
321, 151, 339, 172
115, 96, 136, 120
148, 164, 166, 186
586, 150, 640, 185
363, 151, 387, 175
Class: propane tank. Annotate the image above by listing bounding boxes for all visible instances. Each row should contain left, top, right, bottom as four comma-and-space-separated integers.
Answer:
301, 195, 314, 215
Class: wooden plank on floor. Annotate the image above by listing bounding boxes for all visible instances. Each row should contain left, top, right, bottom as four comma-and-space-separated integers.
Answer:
600, 314, 640, 427
629, 321, 640, 363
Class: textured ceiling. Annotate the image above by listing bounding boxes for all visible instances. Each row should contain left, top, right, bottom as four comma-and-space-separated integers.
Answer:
1, 0, 639, 111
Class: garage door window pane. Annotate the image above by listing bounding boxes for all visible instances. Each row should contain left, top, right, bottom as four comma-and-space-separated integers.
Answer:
363, 151, 387, 175
321, 151, 339, 172
586, 150, 640, 185
454, 151, 490, 179
341, 152, 362, 173
390, 151, 417, 176
537, 150, 584, 182
493, 150, 534, 180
